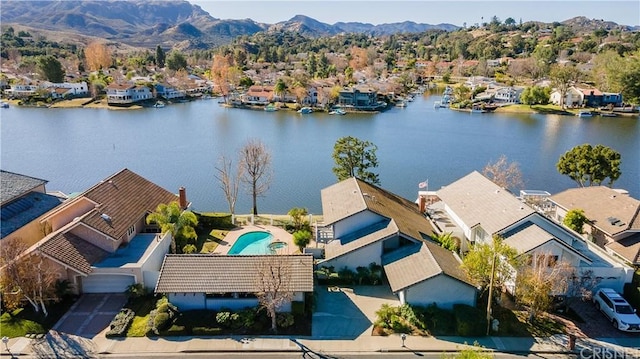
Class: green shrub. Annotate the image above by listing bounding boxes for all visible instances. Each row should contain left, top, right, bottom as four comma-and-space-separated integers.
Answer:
338, 267, 355, 285
216, 311, 239, 328
276, 312, 294, 328
194, 212, 233, 229
154, 312, 171, 331
125, 283, 147, 300
291, 301, 305, 315
453, 304, 486, 337
390, 314, 411, 333
398, 304, 420, 328
293, 230, 312, 251
106, 308, 135, 337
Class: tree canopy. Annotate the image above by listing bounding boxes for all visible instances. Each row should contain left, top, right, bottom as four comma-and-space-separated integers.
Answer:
146, 201, 198, 254
461, 236, 519, 291
332, 136, 380, 185
36, 55, 64, 82
556, 144, 621, 187
563, 208, 588, 234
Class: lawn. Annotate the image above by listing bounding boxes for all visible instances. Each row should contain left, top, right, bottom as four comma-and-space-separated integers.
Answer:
199, 229, 228, 253
494, 104, 576, 115
0, 298, 76, 338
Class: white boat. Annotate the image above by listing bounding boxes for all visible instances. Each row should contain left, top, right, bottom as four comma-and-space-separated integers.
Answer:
329, 109, 346, 115
153, 101, 165, 108
298, 107, 313, 114
395, 101, 407, 108
0, 101, 9, 108
577, 111, 592, 117
264, 104, 278, 112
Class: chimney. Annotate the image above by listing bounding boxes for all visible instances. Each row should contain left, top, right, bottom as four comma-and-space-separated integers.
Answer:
418, 195, 427, 213
179, 187, 187, 210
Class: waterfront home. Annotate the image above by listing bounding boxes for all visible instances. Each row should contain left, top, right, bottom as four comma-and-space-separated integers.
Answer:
429, 171, 634, 294
155, 83, 186, 100
550, 187, 640, 266
14, 169, 181, 293
106, 83, 153, 105
242, 85, 274, 105
550, 86, 584, 107
155, 254, 314, 311
5, 84, 38, 98
1, 170, 64, 243
338, 86, 386, 110
549, 86, 621, 108
46, 81, 89, 97
494, 86, 524, 103
317, 177, 477, 309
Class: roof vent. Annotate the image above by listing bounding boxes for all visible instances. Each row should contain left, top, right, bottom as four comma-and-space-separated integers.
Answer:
101, 213, 112, 222
607, 217, 621, 226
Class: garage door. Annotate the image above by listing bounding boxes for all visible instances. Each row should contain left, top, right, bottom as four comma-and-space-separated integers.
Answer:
81, 274, 135, 293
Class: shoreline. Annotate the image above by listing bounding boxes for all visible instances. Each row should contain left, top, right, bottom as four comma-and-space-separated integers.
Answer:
5, 98, 639, 117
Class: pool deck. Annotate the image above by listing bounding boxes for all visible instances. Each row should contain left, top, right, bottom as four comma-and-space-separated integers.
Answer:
212, 225, 295, 255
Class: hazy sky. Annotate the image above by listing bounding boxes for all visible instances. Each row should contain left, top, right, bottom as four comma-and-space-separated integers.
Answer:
191, 0, 640, 27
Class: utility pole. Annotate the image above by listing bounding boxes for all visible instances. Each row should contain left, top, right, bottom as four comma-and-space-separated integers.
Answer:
486, 246, 497, 336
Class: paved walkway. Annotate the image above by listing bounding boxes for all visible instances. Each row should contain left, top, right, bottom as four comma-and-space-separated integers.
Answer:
3, 332, 639, 358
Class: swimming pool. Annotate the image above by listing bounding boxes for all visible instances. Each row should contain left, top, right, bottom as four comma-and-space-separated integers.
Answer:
228, 231, 287, 255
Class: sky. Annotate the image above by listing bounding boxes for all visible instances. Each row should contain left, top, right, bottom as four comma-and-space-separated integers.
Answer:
191, 0, 640, 27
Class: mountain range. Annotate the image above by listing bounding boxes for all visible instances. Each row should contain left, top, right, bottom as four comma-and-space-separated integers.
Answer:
0, 0, 635, 50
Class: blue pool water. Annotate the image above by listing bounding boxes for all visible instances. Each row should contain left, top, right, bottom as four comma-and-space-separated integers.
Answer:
228, 231, 276, 255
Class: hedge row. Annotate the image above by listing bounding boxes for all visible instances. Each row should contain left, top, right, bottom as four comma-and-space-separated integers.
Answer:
194, 212, 233, 229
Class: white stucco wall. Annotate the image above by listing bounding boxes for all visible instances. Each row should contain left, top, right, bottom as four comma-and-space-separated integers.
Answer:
322, 241, 382, 270
169, 293, 206, 311
332, 210, 383, 238
140, 233, 172, 290
403, 274, 477, 310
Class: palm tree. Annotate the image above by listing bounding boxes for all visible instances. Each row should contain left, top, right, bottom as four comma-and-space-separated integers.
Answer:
274, 78, 287, 104
146, 201, 198, 254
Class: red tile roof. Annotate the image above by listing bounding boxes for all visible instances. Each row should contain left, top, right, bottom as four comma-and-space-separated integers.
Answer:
78, 169, 179, 239
39, 232, 109, 274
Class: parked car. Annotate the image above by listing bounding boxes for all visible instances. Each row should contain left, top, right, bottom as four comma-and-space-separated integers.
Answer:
593, 288, 640, 332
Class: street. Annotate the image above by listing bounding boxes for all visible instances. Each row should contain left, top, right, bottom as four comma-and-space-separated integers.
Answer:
98, 352, 576, 359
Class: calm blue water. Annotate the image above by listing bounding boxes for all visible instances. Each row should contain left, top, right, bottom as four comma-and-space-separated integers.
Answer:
1, 95, 638, 214
228, 231, 274, 255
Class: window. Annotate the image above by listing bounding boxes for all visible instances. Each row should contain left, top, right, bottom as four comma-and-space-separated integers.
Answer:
127, 225, 135, 237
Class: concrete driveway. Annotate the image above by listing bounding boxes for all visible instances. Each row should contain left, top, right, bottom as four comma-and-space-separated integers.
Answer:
53, 293, 128, 338
312, 285, 399, 339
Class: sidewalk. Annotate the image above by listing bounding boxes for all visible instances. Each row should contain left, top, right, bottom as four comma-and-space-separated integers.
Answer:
2, 331, 638, 358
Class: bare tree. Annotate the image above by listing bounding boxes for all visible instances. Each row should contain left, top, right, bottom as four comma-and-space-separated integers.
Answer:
239, 139, 272, 215
482, 154, 525, 193
515, 253, 572, 322
254, 256, 293, 333
0, 237, 58, 316
214, 154, 243, 214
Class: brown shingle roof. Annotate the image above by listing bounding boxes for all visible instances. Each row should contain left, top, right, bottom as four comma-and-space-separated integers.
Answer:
437, 171, 534, 235
606, 234, 640, 265
79, 169, 179, 239
550, 187, 640, 236
321, 177, 435, 240
38, 232, 109, 274
155, 254, 314, 293
382, 242, 474, 292
1, 170, 47, 205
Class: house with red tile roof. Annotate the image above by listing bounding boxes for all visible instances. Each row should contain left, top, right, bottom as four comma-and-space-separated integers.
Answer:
25, 169, 180, 293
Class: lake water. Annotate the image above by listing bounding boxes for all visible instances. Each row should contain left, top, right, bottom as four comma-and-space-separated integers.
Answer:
1, 94, 638, 214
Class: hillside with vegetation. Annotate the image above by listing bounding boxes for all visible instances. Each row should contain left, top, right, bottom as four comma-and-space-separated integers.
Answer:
1, 7, 640, 107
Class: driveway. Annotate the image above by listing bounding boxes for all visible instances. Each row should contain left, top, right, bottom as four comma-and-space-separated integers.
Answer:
53, 293, 128, 338
312, 285, 399, 339
567, 299, 640, 339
